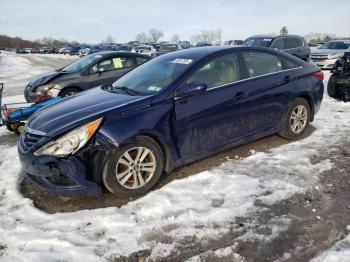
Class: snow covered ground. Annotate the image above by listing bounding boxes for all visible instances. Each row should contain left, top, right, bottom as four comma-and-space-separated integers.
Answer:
0, 53, 350, 261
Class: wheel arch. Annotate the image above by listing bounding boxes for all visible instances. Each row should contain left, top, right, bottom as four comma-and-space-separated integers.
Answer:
58, 86, 83, 97
297, 93, 315, 122
132, 133, 173, 174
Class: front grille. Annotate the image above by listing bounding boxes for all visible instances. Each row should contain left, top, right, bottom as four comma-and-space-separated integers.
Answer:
311, 55, 328, 62
20, 131, 43, 151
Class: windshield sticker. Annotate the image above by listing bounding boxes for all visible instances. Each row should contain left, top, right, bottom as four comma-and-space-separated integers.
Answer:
171, 58, 193, 65
147, 86, 162, 92
94, 55, 103, 59
263, 39, 272, 41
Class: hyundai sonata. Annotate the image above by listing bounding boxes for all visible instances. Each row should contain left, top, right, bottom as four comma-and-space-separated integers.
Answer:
18, 46, 324, 197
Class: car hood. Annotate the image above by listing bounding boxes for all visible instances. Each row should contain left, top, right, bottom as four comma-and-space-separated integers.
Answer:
27, 87, 151, 137
29, 71, 69, 88
311, 49, 346, 56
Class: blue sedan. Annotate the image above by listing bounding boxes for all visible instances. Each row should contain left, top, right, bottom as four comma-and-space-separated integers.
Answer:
18, 46, 324, 197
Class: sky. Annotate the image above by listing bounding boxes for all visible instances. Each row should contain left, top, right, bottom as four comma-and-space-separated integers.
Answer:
0, 0, 349, 44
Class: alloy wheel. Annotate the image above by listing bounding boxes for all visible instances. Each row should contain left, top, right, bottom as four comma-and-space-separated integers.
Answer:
115, 147, 156, 189
290, 105, 308, 134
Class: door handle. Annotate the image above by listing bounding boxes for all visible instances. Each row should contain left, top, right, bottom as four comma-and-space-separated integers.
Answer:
233, 92, 247, 101
284, 75, 291, 82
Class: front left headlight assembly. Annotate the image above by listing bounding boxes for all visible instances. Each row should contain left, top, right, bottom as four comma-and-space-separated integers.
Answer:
36, 84, 60, 95
34, 119, 102, 157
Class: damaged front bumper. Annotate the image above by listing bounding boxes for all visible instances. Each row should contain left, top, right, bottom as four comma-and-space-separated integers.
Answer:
18, 142, 103, 197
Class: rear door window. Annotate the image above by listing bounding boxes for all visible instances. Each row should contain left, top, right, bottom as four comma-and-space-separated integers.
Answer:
295, 38, 304, 47
242, 51, 283, 78
271, 38, 285, 50
284, 38, 298, 49
90, 56, 136, 74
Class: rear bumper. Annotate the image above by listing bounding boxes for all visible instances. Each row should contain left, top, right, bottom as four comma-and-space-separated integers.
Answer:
18, 146, 103, 197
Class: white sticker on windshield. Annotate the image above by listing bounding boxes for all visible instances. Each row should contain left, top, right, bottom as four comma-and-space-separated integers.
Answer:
171, 58, 193, 65
263, 39, 272, 41
94, 55, 103, 58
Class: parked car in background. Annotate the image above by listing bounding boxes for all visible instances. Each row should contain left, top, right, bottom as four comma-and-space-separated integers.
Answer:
310, 40, 350, 69
63, 46, 81, 56
243, 35, 310, 61
195, 42, 212, 47
18, 46, 324, 197
156, 43, 182, 56
79, 46, 102, 56
135, 45, 157, 57
179, 41, 191, 49
39, 46, 55, 54
24, 51, 151, 102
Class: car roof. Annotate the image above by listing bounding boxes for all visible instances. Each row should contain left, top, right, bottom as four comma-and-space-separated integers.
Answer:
93, 51, 150, 58
247, 34, 304, 39
155, 46, 283, 61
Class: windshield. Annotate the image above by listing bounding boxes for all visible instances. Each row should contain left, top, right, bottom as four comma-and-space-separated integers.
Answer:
159, 45, 179, 52
242, 38, 273, 47
319, 41, 350, 50
111, 57, 194, 95
61, 54, 102, 73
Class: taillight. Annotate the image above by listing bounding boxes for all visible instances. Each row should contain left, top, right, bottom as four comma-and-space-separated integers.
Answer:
313, 71, 324, 81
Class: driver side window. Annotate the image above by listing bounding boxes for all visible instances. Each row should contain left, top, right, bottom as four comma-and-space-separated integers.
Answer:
186, 53, 240, 90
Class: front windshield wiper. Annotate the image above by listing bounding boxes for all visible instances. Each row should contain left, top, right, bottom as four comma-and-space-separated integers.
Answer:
113, 86, 139, 96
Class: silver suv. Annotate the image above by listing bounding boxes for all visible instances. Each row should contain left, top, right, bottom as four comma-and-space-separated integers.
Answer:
310, 40, 350, 69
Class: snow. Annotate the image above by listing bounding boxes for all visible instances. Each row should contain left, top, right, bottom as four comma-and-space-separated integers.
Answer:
0, 53, 350, 260
311, 233, 350, 262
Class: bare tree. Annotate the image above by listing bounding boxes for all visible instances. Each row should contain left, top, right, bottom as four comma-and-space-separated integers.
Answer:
103, 35, 115, 44
135, 32, 149, 43
148, 29, 164, 42
280, 26, 288, 35
191, 28, 222, 45
170, 34, 180, 43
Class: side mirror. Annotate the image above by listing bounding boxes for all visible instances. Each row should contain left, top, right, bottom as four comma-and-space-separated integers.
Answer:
176, 82, 207, 98
97, 67, 105, 75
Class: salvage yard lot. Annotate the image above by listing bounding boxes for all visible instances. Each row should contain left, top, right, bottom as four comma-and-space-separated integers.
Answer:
0, 52, 350, 261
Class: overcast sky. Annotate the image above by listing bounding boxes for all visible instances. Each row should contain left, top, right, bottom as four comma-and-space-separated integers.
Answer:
0, 0, 349, 43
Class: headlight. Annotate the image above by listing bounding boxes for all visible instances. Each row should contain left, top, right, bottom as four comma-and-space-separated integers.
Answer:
36, 84, 60, 94
34, 119, 102, 157
328, 53, 342, 60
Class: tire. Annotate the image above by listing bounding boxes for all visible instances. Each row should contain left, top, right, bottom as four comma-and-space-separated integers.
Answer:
279, 98, 311, 140
59, 87, 81, 98
6, 123, 16, 132
327, 74, 338, 98
14, 122, 25, 136
102, 136, 164, 197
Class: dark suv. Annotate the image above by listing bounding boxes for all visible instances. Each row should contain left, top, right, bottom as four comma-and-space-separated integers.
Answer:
24, 51, 151, 102
243, 35, 310, 61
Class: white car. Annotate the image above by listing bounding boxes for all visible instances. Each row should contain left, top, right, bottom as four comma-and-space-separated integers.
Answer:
134, 45, 157, 57
310, 40, 350, 69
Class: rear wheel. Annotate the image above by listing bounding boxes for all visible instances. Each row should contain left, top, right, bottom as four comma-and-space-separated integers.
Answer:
59, 87, 80, 98
279, 98, 311, 140
327, 74, 339, 98
102, 136, 164, 197
14, 122, 25, 136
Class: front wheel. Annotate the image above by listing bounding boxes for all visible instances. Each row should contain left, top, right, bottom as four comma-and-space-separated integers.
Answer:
59, 87, 80, 98
279, 98, 311, 140
14, 122, 25, 136
102, 136, 164, 197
